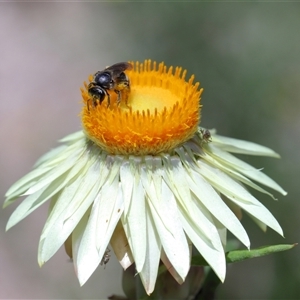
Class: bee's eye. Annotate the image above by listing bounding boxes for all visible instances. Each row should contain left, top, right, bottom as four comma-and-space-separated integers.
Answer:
95, 72, 112, 89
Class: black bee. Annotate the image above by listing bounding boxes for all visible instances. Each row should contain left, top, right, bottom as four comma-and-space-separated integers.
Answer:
88, 62, 133, 109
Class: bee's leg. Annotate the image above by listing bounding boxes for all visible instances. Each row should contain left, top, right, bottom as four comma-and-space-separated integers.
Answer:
88, 98, 98, 111
106, 93, 111, 108
93, 98, 99, 107
87, 99, 90, 112
123, 86, 131, 107
100, 90, 110, 107
115, 90, 121, 106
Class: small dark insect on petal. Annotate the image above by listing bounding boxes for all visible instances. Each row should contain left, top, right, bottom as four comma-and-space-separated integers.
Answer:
200, 128, 212, 144
101, 248, 111, 268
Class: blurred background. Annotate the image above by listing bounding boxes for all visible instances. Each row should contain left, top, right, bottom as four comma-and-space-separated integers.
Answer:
0, 2, 299, 299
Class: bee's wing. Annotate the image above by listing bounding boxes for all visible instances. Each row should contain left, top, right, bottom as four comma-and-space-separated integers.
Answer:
105, 62, 133, 75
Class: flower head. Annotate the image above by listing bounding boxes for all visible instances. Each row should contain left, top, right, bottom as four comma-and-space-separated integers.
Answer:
82, 60, 202, 155
4, 59, 286, 295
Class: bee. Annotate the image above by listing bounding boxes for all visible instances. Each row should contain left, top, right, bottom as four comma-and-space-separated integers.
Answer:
87, 62, 133, 109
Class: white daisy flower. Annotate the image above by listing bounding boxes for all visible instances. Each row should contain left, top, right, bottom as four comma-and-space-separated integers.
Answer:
4, 60, 286, 295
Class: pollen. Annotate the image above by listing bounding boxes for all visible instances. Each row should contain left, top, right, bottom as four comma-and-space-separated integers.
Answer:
81, 59, 203, 155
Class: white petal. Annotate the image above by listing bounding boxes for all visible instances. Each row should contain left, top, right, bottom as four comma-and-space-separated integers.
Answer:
161, 155, 226, 279
213, 218, 227, 249
212, 134, 281, 157
202, 150, 278, 200
24, 148, 84, 195
161, 156, 192, 212
207, 145, 287, 195
122, 170, 147, 273
35, 137, 86, 169
229, 194, 283, 236
181, 194, 224, 251
120, 159, 135, 216
38, 159, 102, 264
139, 212, 161, 295
59, 130, 85, 143
110, 222, 134, 270
165, 162, 222, 249
163, 155, 231, 248
33, 132, 85, 169
186, 168, 250, 248
33, 145, 68, 168
197, 162, 283, 236
6, 147, 89, 228
141, 162, 190, 281
75, 177, 123, 285
96, 153, 115, 187
39, 155, 95, 238
198, 161, 262, 205
6, 171, 69, 230
4, 166, 54, 204
160, 250, 184, 284
180, 213, 226, 282
72, 208, 91, 272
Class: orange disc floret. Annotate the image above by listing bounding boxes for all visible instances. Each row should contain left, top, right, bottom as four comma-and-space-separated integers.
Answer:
81, 59, 203, 155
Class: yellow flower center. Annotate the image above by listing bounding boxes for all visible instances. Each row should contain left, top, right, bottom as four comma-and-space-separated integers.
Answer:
81, 59, 203, 155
